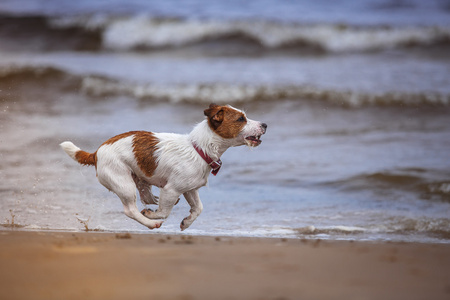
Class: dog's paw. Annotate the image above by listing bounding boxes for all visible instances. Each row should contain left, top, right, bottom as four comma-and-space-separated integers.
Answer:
148, 221, 163, 230
141, 208, 155, 218
180, 217, 192, 231
141, 208, 154, 214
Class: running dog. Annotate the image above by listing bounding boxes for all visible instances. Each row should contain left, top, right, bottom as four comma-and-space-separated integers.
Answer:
60, 104, 267, 230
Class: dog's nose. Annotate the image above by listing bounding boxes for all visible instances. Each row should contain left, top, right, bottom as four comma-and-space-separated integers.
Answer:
261, 123, 267, 131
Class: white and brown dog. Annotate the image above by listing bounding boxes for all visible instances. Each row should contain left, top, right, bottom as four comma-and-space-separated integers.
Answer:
60, 104, 267, 230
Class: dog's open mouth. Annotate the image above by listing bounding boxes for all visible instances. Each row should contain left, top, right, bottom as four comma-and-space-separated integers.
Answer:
245, 135, 262, 147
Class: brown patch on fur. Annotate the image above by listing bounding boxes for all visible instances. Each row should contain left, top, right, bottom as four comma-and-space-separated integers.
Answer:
96, 131, 159, 176
132, 131, 159, 177
75, 150, 97, 166
204, 103, 246, 139
76, 131, 139, 168
101, 131, 137, 146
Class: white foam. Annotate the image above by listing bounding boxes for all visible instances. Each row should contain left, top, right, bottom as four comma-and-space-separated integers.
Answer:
294, 24, 450, 52
50, 14, 111, 31
328, 225, 367, 233
81, 76, 450, 107
296, 225, 366, 235
103, 17, 235, 50
365, 217, 450, 236
428, 183, 450, 194
23, 224, 42, 230
49, 15, 450, 52
105, 20, 450, 52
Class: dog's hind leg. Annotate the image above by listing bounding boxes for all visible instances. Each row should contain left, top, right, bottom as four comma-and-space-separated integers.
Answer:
180, 189, 203, 231
141, 186, 180, 220
98, 166, 163, 229
132, 173, 159, 205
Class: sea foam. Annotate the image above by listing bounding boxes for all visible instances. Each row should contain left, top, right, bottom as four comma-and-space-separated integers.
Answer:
49, 15, 450, 52
81, 76, 450, 106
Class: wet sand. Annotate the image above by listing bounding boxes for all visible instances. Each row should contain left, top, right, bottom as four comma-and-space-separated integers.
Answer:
0, 231, 449, 300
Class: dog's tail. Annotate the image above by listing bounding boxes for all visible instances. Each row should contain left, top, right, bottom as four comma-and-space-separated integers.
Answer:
60, 141, 96, 166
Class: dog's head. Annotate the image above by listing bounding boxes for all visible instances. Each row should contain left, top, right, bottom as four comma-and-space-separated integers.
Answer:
204, 103, 267, 147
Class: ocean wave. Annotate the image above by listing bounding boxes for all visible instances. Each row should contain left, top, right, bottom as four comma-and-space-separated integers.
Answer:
295, 218, 450, 240
0, 14, 102, 51
49, 15, 450, 52
0, 65, 73, 80
81, 76, 450, 106
2, 14, 450, 53
1, 65, 449, 107
374, 217, 450, 240
98, 18, 450, 52
427, 182, 450, 195
295, 225, 367, 235
327, 172, 424, 190
323, 170, 450, 202
382, 217, 450, 233
425, 182, 450, 203
0, 65, 82, 91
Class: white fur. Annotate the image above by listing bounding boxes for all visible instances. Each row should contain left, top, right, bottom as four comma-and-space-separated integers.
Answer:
59, 141, 80, 161
60, 107, 266, 231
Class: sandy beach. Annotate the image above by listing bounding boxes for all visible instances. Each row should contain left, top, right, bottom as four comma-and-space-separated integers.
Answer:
0, 231, 449, 300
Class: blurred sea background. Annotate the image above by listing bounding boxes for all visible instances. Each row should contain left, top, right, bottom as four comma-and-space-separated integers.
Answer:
1, 0, 450, 243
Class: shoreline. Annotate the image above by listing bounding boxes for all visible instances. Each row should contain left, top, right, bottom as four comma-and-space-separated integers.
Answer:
3, 224, 450, 245
1, 230, 449, 300
2, 227, 450, 246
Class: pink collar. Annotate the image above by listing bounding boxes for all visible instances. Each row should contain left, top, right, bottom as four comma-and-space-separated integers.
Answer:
193, 143, 222, 176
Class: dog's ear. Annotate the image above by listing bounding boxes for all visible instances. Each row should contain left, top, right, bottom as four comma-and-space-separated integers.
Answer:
204, 103, 223, 130
204, 103, 219, 115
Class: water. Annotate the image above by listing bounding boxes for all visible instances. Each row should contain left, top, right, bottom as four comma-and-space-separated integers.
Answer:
1, 0, 450, 243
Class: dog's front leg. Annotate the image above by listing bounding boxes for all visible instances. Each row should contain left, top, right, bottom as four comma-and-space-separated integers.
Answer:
141, 187, 180, 220
180, 189, 203, 231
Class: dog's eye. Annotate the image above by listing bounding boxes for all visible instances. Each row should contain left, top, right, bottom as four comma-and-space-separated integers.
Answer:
237, 116, 246, 122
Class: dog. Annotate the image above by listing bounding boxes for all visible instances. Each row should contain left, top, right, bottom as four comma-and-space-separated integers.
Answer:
60, 103, 267, 230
